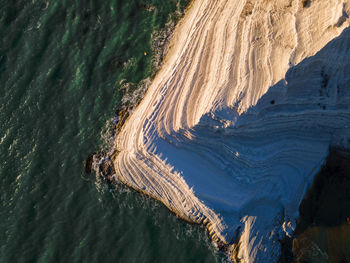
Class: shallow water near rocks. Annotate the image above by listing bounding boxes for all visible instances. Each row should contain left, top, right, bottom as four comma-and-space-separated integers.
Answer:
0, 0, 226, 262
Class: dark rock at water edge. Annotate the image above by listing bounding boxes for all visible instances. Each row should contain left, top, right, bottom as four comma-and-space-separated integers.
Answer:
83, 105, 128, 181
99, 158, 114, 177
115, 107, 130, 134
84, 153, 95, 174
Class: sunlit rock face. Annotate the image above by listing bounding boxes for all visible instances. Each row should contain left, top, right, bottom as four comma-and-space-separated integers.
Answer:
112, 0, 350, 262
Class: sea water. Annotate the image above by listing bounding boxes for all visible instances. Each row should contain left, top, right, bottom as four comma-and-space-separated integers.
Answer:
0, 0, 225, 262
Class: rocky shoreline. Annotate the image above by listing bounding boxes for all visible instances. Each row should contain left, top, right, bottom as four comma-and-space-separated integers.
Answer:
84, 2, 191, 182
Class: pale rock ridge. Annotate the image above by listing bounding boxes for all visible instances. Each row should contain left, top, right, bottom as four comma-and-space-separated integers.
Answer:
113, 0, 350, 262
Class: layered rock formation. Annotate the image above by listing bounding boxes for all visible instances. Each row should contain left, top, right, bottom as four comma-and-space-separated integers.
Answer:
112, 0, 350, 261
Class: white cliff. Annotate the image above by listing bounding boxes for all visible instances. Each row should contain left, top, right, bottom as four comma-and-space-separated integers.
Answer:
112, 0, 350, 262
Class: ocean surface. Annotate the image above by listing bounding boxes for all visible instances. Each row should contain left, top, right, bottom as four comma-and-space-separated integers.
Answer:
0, 0, 225, 262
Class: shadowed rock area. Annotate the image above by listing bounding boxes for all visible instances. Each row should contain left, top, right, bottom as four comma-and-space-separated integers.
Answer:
298, 147, 350, 229
280, 147, 350, 263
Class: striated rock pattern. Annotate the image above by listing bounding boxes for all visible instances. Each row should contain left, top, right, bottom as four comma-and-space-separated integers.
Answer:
112, 0, 350, 262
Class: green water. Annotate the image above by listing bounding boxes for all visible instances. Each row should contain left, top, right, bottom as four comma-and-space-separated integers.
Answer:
0, 0, 226, 262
